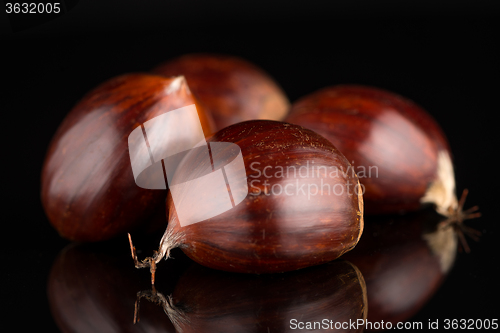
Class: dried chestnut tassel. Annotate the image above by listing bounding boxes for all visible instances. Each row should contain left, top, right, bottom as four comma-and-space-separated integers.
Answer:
436, 189, 481, 253
129, 120, 364, 283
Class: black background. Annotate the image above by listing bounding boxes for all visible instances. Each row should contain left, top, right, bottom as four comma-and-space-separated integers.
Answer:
2, 0, 499, 331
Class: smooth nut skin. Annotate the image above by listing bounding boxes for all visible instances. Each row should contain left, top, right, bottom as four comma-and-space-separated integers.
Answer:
167, 120, 364, 274
168, 260, 367, 333
41, 74, 214, 242
152, 53, 290, 130
285, 85, 450, 214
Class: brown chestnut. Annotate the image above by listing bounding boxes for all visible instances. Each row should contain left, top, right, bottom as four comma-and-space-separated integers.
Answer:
41, 74, 214, 242
129, 120, 364, 282
285, 85, 460, 216
135, 260, 367, 332
152, 53, 290, 130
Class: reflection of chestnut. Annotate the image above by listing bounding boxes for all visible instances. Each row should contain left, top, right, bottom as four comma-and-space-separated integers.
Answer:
343, 208, 457, 329
136, 260, 367, 333
47, 240, 191, 332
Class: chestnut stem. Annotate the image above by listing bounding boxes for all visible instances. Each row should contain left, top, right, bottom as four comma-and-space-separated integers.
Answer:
440, 189, 481, 253
128, 234, 155, 285
128, 220, 183, 285
128, 234, 163, 285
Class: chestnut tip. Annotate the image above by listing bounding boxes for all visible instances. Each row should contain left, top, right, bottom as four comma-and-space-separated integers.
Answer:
438, 189, 481, 253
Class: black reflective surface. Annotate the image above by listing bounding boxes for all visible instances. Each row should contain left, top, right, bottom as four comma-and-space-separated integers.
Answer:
48, 241, 367, 332
3, 2, 499, 331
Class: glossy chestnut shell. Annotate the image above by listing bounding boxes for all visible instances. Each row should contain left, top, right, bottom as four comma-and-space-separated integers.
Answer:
285, 85, 453, 215
133, 120, 364, 276
152, 53, 290, 130
41, 74, 214, 242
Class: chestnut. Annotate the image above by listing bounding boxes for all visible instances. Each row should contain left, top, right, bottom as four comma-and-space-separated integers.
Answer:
41, 74, 214, 242
343, 208, 459, 328
284, 85, 463, 216
129, 120, 364, 282
152, 53, 290, 130
135, 260, 367, 332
